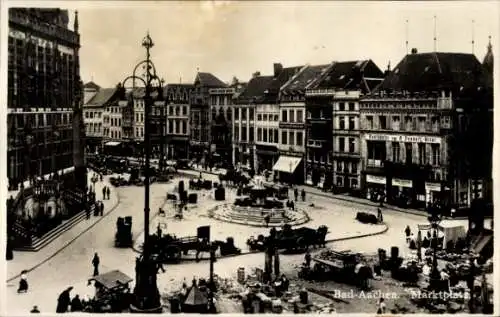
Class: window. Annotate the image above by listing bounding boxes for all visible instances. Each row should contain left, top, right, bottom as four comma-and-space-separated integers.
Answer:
242, 109, 247, 120
348, 137, 355, 153
249, 127, 254, 142
348, 102, 355, 111
274, 114, 279, 121
257, 114, 262, 121
405, 143, 412, 164
235, 108, 239, 120
257, 128, 262, 141
249, 109, 254, 120
269, 129, 274, 143
289, 131, 294, 145
263, 114, 268, 121
339, 117, 345, 130
263, 129, 268, 142
282, 110, 287, 122
379, 116, 387, 129
336, 161, 343, 172
296, 132, 303, 146
338, 137, 345, 152
431, 116, 439, 132
392, 116, 400, 131
351, 162, 358, 174
418, 143, 426, 165
338, 102, 345, 111
348, 116, 355, 130
405, 116, 412, 131
182, 121, 187, 134
289, 110, 295, 122
392, 142, 400, 162
182, 106, 187, 116
212, 109, 217, 120
274, 129, 279, 143
241, 128, 247, 141
297, 110, 303, 122
281, 131, 287, 145
366, 115, 374, 129
431, 144, 440, 166
418, 117, 426, 131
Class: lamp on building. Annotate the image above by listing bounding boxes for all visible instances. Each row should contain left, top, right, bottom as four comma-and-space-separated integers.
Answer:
118, 32, 164, 313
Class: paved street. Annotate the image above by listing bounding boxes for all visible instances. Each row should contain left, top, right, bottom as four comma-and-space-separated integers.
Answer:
5, 172, 470, 314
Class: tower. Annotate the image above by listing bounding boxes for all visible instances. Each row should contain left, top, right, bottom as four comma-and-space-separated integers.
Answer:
72, 10, 87, 190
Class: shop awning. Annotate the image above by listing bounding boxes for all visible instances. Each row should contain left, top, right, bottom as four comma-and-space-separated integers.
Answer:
272, 156, 302, 173
105, 141, 121, 146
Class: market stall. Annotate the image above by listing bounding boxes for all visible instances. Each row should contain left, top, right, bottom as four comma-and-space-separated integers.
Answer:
417, 220, 466, 250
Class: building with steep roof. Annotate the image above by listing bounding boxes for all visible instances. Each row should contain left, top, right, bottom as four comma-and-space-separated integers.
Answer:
164, 83, 193, 160
359, 49, 492, 211
305, 60, 384, 190
190, 72, 227, 165
273, 64, 329, 184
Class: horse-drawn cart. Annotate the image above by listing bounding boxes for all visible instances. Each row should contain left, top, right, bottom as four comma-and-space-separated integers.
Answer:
247, 225, 328, 253
298, 250, 373, 289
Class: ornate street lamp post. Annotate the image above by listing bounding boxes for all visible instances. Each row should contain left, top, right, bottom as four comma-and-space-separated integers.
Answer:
427, 205, 443, 290
118, 32, 164, 313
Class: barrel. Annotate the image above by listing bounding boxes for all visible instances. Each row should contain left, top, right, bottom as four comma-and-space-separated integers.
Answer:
391, 246, 399, 259
237, 267, 245, 284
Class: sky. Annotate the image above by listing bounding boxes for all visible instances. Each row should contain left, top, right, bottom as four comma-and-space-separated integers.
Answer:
13, 1, 500, 87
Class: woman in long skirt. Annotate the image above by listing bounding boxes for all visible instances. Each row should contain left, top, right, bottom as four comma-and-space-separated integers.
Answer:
17, 270, 28, 293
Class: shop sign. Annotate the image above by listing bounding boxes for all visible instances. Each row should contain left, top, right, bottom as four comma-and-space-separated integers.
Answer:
425, 182, 441, 192
366, 175, 386, 185
365, 134, 441, 144
392, 178, 413, 188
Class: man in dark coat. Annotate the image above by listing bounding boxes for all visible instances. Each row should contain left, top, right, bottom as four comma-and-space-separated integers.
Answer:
106, 187, 111, 200
70, 295, 83, 312
56, 287, 73, 313
100, 201, 104, 216
294, 188, 298, 202
102, 187, 106, 200
92, 253, 100, 276
301, 189, 306, 202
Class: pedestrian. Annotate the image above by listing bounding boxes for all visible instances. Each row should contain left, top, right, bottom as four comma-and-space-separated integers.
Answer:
376, 297, 386, 314
70, 295, 83, 312
17, 270, 28, 293
290, 200, 295, 211
405, 225, 411, 243
92, 253, 100, 276
305, 250, 311, 267
106, 187, 110, 200
30, 306, 40, 313
301, 189, 306, 202
100, 201, 104, 216
377, 208, 383, 223
294, 188, 298, 202
264, 214, 270, 228
56, 287, 73, 313
102, 186, 106, 200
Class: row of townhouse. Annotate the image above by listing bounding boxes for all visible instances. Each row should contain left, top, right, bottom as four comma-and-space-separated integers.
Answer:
233, 44, 493, 210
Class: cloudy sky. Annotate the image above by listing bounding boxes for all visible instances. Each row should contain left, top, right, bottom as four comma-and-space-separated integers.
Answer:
17, 1, 499, 87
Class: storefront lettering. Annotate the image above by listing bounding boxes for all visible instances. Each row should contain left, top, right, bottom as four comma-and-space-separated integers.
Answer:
365, 134, 441, 144
392, 178, 413, 188
425, 183, 441, 192
366, 175, 386, 185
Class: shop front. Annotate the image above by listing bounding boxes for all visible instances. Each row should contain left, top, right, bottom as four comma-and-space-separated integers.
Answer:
272, 155, 303, 184
167, 137, 189, 160
365, 174, 387, 202
390, 178, 413, 207
306, 164, 331, 190
425, 182, 442, 205
255, 145, 278, 174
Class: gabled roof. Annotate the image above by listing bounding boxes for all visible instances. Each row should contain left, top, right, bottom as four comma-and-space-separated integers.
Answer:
85, 88, 118, 108
163, 83, 193, 98
194, 72, 227, 88
281, 64, 330, 93
310, 60, 384, 93
83, 81, 100, 90
375, 52, 484, 94
237, 75, 275, 104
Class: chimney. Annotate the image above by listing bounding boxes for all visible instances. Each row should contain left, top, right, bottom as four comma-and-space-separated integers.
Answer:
411, 48, 418, 54
273, 63, 283, 78
252, 71, 261, 78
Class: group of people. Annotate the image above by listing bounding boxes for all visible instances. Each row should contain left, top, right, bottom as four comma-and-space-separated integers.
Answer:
102, 186, 111, 200
293, 187, 306, 202
56, 286, 88, 313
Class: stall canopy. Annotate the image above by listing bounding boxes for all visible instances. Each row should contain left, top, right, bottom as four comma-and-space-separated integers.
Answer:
182, 286, 208, 313
105, 141, 121, 146
417, 220, 466, 249
272, 156, 302, 173
89, 270, 133, 290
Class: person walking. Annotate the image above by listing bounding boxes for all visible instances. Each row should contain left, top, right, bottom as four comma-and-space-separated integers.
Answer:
100, 201, 104, 216
17, 270, 28, 293
294, 188, 298, 202
102, 186, 106, 200
377, 208, 383, 223
106, 187, 111, 200
376, 297, 386, 314
56, 287, 73, 313
92, 253, 100, 276
301, 189, 306, 202
304, 250, 311, 267
30, 306, 40, 313
405, 225, 411, 243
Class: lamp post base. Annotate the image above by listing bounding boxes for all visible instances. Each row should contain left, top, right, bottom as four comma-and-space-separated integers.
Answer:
131, 257, 162, 314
